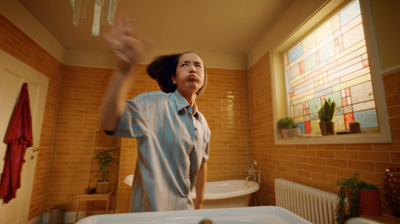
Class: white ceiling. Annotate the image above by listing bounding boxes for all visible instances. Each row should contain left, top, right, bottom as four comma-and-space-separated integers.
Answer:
18, 0, 294, 55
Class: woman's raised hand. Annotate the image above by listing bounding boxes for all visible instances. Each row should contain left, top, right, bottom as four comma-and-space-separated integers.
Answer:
104, 16, 147, 73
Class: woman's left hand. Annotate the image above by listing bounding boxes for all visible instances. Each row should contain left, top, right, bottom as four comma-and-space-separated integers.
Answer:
103, 16, 153, 73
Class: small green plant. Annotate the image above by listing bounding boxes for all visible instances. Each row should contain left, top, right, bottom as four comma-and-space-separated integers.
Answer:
95, 148, 119, 182
276, 117, 293, 129
291, 123, 298, 128
317, 98, 336, 122
332, 170, 378, 224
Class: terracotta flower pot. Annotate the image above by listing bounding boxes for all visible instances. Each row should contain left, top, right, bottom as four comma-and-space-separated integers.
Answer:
96, 180, 110, 193
360, 189, 382, 216
289, 128, 301, 137
280, 129, 290, 138
319, 121, 335, 135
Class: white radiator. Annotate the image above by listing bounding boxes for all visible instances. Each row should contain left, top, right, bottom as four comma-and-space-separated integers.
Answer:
275, 179, 337, 224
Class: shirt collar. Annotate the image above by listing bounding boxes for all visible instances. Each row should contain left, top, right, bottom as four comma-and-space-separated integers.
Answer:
171, 90, 199, 118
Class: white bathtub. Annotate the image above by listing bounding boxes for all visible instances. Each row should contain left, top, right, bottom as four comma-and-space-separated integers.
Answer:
124, 174, 259, 209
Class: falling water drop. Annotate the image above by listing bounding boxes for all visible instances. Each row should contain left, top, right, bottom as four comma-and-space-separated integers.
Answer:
101, 0, 110, 25
108, 0, 118, 24
80, 0, 90, 19
72, 0, 81, 27
92, 2, 102, 36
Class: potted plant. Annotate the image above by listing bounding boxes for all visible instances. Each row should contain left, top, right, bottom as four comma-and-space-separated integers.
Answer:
333, 170, 382, 224
289, 123, 301, 137
317, 98, 336, 135
94, 147, 119, 193
277, 117, 293, 138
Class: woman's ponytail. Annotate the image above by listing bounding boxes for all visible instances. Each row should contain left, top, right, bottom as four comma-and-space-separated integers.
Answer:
146, 54, 180, 93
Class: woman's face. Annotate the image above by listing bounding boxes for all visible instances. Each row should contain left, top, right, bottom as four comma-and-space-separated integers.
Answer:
172, 53, 205, 95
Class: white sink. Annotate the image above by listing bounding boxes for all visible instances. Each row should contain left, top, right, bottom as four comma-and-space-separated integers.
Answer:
75, 206, 311, 224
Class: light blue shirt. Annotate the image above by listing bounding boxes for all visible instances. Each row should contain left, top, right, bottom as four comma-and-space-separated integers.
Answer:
108, 90, 210, 212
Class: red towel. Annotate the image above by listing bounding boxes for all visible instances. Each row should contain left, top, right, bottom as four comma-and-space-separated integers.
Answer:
0, 83, 33, 204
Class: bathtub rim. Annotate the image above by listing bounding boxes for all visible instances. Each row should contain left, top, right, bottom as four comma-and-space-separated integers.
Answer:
124, 174, 259, 200
190, 180, 260, 200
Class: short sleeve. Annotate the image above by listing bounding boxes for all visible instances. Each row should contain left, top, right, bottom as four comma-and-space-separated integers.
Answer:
105, 94, 154, 138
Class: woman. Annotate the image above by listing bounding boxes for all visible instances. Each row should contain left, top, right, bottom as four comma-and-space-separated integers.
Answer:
99, 16, 210, 212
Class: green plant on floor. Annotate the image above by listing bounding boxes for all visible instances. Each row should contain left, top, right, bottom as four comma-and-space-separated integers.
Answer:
317, 98, 336, 122
276, 117, 293, 129
332, 170, 378, 224
95, 147, 119, 182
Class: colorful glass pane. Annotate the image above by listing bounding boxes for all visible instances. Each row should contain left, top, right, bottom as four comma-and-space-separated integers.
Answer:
296, 122, 306, 134
344, 113, 354, 130
285, 0, 378, 132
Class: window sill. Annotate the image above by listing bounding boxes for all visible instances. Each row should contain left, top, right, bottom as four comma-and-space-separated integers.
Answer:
274, 131, 391, 145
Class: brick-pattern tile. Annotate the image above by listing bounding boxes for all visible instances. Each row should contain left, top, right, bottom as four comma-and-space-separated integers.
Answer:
345, 144, 372, 151
382, 72, 397, 87
392, 152, 400, 163
317, 150, 335, 158
372, 141, 400, 151
385, 95, 400, 107
326, 159, 347, 168
359, 151, 391, 162
335, 151, 359, 159
375, 162, 400, 173
347, 160, 375, 172
389, 118, 400, 129
384, 83, 400, 96
388, 105, 400, 117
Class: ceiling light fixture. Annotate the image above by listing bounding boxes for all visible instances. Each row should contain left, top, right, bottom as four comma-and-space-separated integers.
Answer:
70, 0, 118, 36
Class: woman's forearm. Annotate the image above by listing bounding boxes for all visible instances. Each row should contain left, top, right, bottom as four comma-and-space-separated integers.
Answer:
99, 68, 134, 132
195, 162, 207, 209
99, 16, 147, 132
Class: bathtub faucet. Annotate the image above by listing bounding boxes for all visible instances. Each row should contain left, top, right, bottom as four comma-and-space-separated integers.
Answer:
245, 159, 260, 181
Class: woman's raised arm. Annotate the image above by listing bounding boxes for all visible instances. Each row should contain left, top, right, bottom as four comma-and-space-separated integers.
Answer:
99, 16, 147, 131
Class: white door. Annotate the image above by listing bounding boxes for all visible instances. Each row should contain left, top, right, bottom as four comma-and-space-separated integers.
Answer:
0, 50, 49, 224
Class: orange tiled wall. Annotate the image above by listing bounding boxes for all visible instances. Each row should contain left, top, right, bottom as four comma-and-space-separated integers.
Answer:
248, 52, 400, 206
0, 14, 65, 220
45, 66, 119, 212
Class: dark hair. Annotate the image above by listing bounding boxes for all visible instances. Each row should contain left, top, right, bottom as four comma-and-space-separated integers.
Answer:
146, 52, 207, 95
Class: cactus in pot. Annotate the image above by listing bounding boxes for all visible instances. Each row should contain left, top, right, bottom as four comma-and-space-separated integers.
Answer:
317, 98, 336, 135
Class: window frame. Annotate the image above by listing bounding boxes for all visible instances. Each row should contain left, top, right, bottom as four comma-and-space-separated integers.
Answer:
272, 0, 391, 145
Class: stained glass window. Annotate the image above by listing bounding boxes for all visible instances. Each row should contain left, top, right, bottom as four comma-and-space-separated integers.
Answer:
284, 0, 378, 134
